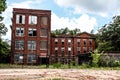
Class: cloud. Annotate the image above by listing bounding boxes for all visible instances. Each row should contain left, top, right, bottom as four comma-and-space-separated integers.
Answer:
51, 13, 97, 32
54, 0, 120, 17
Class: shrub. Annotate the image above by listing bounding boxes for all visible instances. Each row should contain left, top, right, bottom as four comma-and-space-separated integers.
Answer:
98, 55, 110, 67
99, 55, 120, 67
91, 50, 102, 67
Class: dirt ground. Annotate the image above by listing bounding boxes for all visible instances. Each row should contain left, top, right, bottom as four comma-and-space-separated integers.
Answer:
0, 69, 120, 80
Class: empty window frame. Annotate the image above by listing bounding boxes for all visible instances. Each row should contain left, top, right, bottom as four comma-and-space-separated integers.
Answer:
68, 47, 71, 51
55, 38, 58, 45
77, 47, 81, 54
61, 47, 65, 52
61, 38, 65, 45
77, 47, 80, 51
40, 16, 48, 25
16, 27, 24, 36
83, 39, 86, 46
15, 40, 24, 50
61, 58, 65, 64
16, 14, 25, 24
55, 38, 58, 42
68, 39, 71, 46
68, 39, 71, 43
77, 39, 80, 45
55, 50, 58, 56
40, 29, 48, 37
29, 15, 37, 24
83, 47, 87, 53
89, 39, 92, 46
40, 40, 47, 50
28, 41, 36, 50
27, 54, 36, 63
61, 47, 65, 56
28, 28, 37, 36
55, 47, 58, 51
14, 53, 23, 63
89, 47, 93, 52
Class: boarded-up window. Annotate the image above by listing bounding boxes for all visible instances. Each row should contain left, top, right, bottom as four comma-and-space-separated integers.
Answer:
40, 29, 48, 37
40, 16, 48, 25
40, 40, 47, 50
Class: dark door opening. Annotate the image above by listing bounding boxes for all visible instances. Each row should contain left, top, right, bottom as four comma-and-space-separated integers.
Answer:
78, 53, 92, 65
39, 57, 49, 65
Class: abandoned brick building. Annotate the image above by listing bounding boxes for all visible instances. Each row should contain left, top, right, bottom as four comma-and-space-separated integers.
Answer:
11, 8, 96, 65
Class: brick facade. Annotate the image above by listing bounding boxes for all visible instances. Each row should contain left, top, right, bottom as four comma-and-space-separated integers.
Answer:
50, 33, 96, 64
11, 8, 96, 65
11, 8, 51, 64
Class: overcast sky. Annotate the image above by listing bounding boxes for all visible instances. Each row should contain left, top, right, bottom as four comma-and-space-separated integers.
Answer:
2, 0, 120, 40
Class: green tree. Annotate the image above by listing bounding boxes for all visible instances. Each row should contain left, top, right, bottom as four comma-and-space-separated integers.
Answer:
0, 0, 7, 39
0, 0, 10, 63
97, 15, 120, 52
51, 27, 81, 36
0, 40, 10, 63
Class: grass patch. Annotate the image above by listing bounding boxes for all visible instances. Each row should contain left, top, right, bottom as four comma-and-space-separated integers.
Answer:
0, 63, 120, 70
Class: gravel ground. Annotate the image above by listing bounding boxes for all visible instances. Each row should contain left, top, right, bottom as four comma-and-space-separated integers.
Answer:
0, 69, 120, 80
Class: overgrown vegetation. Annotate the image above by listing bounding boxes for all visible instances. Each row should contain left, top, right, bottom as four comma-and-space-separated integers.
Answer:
91, 50, 102, 67
51, 27, 81, 36
97, 15, 120, 52
90, 49, 120, 67
0, 0, 10, 63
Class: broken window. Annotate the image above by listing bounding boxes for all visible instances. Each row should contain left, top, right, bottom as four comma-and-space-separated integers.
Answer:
29, 15, 37, 24
14, 53, 23, 63
77, 47, 81, 54
83, 39, 86, 46
89, 47, 93, 52
16, 14, 25, 24
61, 38, 65, 46
28, 28, 37, 36
15, 40, 24, 50
89, 39, 92, 46
83, 47, 87, 53
16, 27, 24, 36
27, 54, 36, 63
28, 41, 36, 50
77, 39, 80, 45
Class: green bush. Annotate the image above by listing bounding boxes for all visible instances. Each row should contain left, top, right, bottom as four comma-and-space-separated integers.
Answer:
98, 55, 110, 67
98, 55, 120, 67
91, 50, 101, 67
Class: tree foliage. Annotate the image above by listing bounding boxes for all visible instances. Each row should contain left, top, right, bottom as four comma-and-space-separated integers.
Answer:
0, 0, 10, 63
0, 0, 7, 38
51, 27, 81, 36
0, 40, 10, 63
97, 15, 120, 52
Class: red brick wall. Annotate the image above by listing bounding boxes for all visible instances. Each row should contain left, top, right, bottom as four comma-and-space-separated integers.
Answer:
11, 8, 51, 64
